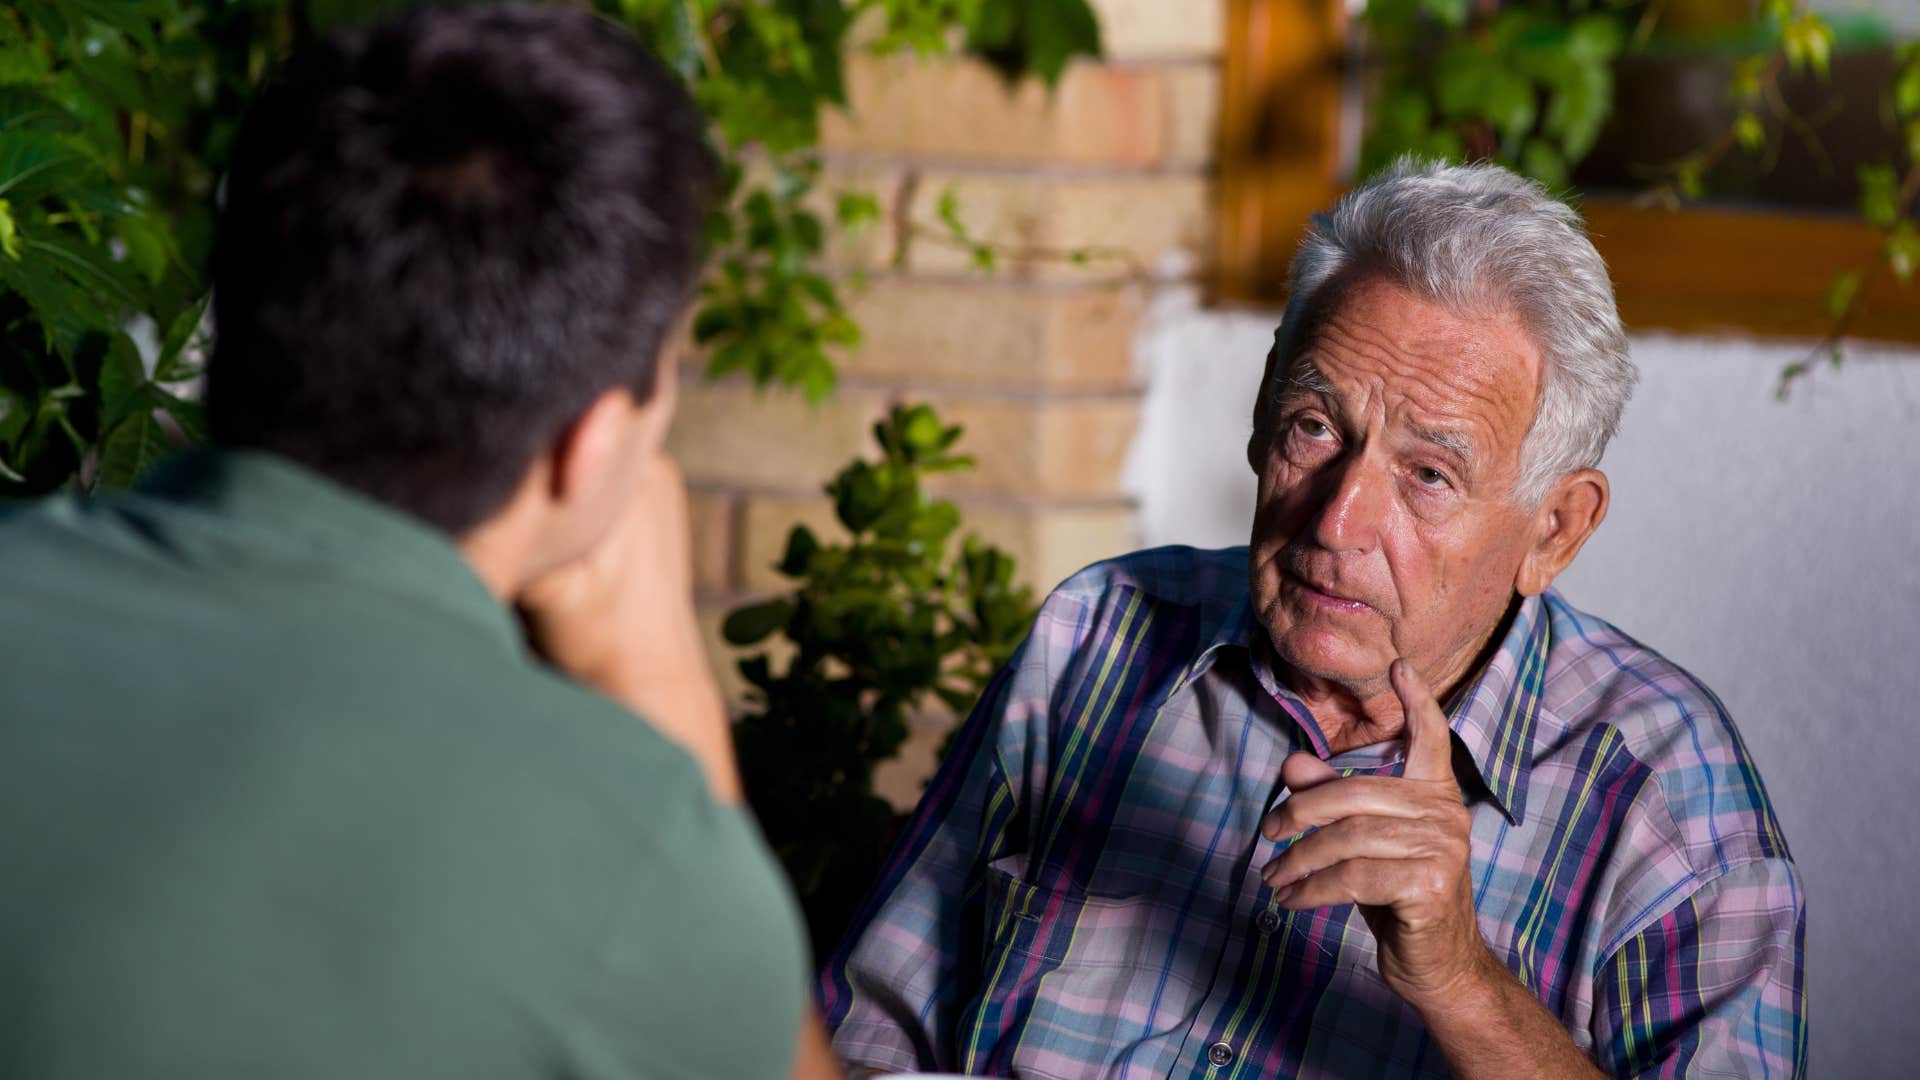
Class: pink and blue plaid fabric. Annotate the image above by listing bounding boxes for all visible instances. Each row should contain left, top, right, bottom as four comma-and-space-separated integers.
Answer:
820, 546, 1805, 1078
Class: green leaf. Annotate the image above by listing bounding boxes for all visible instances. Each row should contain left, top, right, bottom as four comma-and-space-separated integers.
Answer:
1858, 165, 1900, 228
1419, 0, 1469, 30
1675, 158, 1706, 200
1825, 270, 1861, 319
835, 192, 881, 229
691, 304, 740, 344
1781, 14, 1833, 78
115, 214, 170, 286
936, 186, 965, 238
722, 598, 797, 647
819, 314, 860, 346
1898, 60, 1920, 117
0, 198, 18, 260
1566, 15, 1623, 63
1888, 221, 1919, 286
95, 408, 168, 490
155, 293, 211, 383
1543, 62, 1610, 162
1521, 139, 1569, 193
1734, 111, 1766, 153
0, 132, 86, 202
97, 331, 147, 429
899, 405, 945, 453
778, 525, 820, 578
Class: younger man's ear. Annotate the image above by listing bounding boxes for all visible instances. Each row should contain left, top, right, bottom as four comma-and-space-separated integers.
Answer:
1516, 469, 1609, 597
549, 387, 644, 504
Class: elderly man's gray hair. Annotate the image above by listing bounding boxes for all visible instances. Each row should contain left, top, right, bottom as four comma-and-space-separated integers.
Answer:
1270, 157, 1637, 506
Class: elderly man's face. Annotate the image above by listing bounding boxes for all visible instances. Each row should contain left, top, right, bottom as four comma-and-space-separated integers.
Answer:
1247, 276, 1546, 698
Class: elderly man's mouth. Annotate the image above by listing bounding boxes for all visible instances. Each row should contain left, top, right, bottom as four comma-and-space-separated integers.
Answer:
1287, 572, 1377, 615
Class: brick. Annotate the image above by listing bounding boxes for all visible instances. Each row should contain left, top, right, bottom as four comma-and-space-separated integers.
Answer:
1023, 500, 1140, 593
928, 393, 1141, 500
841, 278, 1144, 389
822, 55, 1167, 166
688, 490, 736, 595
668, 376, 886, 489
1165, 63, 1222, 167
905, 171, 1210, 280
1090, 0, 1226, 60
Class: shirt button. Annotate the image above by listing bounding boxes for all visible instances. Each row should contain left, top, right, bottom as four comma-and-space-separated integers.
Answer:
1255, 908, 1282, 934
1207, 1041, 1235, 1068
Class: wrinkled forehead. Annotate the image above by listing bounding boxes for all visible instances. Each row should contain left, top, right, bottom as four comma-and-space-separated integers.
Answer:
1270, 277, 1544, 451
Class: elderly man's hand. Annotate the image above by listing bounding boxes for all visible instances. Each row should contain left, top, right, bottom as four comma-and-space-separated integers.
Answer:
1259, 660, 1496, 1010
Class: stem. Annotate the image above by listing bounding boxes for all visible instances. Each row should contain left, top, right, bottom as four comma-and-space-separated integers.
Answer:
1780, 161, 1920, 398
903, 221, 1152, 279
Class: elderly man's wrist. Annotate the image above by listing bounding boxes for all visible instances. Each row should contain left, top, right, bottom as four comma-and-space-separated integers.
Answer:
1399, 942, 1512, 1026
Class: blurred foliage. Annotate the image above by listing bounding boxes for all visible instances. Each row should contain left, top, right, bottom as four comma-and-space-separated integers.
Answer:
1360, 0, 1626, 191
0, 0, 1101, 490
724, 404, 1036, 955
0, 0, 279, 493
1359, 0, 1918, 396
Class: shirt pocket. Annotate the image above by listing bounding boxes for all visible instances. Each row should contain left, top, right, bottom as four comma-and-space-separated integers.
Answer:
962, 865, 1170, 1078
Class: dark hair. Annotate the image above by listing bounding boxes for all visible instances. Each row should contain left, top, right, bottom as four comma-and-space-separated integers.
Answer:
208, 4, 715, 533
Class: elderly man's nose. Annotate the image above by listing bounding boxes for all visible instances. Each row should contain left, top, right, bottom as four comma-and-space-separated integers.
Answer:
1311, 456, 1385, 552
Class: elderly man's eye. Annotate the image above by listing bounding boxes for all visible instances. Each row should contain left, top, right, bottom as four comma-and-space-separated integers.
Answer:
1414, 466, 1451, 489
1294, 417, 1333, 441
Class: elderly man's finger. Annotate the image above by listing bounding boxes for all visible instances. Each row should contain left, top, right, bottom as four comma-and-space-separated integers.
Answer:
1261, 775, 1446, 840
1268, 856, 1417, 910
1391, 658, 1455, 784
1280, 750, 1339, 793
1261, 815, 1456, 890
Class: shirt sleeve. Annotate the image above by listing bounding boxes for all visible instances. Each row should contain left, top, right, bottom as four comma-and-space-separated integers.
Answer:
816, 590, 1083, 1074
1589, 857, 1807, 1078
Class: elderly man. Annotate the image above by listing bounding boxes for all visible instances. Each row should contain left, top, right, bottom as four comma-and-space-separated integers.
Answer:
819, 160, 1805, 1078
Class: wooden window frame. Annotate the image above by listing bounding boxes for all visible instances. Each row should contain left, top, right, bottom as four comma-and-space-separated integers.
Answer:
1213, 0, 1920, 344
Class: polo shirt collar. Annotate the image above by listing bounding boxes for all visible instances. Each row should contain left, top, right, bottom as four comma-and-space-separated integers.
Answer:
1184, 587, 1548, 825
138, 448, 520, 653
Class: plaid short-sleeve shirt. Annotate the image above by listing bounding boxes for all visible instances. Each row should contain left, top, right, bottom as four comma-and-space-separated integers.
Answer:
820, 546, 1805, 1078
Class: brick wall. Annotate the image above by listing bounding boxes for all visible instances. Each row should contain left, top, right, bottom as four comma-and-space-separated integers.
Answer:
674, 1, 1224, 795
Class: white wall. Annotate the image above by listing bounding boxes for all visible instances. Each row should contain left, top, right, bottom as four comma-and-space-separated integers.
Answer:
1125, 288, 1920, 1078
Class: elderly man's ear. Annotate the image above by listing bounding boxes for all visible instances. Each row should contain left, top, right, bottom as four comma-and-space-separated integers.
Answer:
1516, 469, 1609, 596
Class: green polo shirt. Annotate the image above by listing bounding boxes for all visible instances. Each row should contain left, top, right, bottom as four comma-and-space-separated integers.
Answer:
0, 449, 807, 1079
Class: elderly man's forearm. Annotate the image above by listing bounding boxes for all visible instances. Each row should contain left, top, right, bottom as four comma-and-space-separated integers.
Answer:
1416, 946, 1608, 1080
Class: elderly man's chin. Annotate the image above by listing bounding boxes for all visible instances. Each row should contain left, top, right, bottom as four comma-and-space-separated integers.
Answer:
1263, 606, 1396, 692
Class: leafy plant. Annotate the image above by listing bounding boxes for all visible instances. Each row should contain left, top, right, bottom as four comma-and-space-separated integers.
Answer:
1358, 0, 1918, 397
724, 403, 1037, 955
1, 0, 1102, 489
0, 0, 281, 492
1360, 0, 1626, 191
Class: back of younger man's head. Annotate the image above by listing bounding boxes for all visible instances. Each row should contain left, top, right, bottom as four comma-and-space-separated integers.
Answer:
208, 4, 714, 534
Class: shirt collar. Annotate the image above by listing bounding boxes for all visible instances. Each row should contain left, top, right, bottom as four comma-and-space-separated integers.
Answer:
1180, 586, 1549, 826
137, 447, 520, 653
1440, 593, 1549, 825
